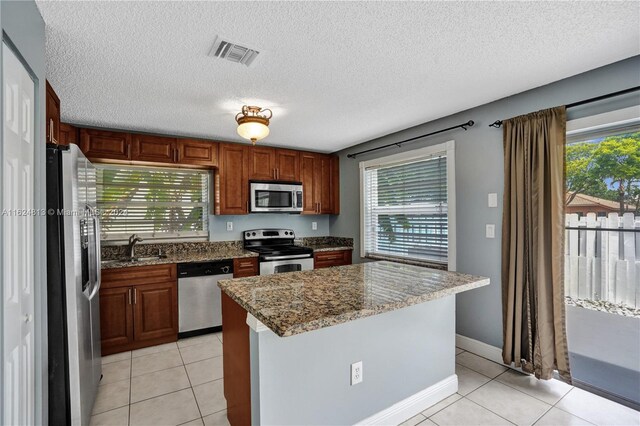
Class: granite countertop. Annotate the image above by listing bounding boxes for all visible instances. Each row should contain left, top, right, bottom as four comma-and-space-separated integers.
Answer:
218, 261, 489, 337
101, 248, 258, 269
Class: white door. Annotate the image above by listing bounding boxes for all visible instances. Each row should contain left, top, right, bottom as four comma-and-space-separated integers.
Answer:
2, 42, 36, 425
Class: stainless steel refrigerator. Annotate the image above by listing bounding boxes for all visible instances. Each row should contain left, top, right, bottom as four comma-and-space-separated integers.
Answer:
46, 143, 102, 425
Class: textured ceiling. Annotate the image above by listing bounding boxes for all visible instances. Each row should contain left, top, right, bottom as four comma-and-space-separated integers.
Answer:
37, 1, 640, 153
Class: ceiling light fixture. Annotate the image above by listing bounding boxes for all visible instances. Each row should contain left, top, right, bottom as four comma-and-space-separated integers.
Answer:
235, 105, 272, 145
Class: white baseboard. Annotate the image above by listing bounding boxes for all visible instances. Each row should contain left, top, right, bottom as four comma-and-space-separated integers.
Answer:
356, 375, 458, 426
455, 334, 503, 364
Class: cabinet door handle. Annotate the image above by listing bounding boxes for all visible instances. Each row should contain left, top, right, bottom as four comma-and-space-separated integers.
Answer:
127, 143, 131, 159
133, 288, 137, 304
128, 288, 132, 305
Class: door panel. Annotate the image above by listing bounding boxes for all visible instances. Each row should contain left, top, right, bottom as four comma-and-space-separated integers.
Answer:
133, 282, 178, 342
2, 42, 36, 426
248, 146, 276, 180
99, 287, 133, 353
318, 155, 333, 214
132, 134, 177, 163
178, 139, 218, 167
80, 129, 131, 161
218, 143, 249, 214
275, 149, 300, 181
300, 152, 317, 214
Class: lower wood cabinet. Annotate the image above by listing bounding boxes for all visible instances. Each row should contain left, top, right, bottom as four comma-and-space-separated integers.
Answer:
313, 250, 352, 269
233, 257, 259, 278
100, 264, 178, 355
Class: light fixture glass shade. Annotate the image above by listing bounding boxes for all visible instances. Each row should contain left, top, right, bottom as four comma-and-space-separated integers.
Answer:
237, 121, 269, 142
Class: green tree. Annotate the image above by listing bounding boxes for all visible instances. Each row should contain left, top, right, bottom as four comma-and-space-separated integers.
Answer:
566, 132, 640, 215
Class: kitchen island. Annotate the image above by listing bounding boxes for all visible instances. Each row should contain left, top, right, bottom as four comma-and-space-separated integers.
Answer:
218, 261, 489, 425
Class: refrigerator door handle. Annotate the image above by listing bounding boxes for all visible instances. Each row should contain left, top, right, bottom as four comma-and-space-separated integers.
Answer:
89, 214, 102, 300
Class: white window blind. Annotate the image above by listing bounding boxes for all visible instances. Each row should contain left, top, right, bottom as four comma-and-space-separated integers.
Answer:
362, 152, 449, 265
96, 164, 210, 242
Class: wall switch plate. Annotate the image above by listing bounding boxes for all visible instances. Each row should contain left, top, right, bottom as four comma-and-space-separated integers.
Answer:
351, 361, 363, 385
486, 224, 495, 239
312, 222, 318, 231
488, 193, 498, 208
226, 222, 233, 231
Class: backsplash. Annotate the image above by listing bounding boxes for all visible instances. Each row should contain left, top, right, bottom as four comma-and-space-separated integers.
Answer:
299, 236, 353, 247
101, 237, 352, 260
101, 241, 244, 260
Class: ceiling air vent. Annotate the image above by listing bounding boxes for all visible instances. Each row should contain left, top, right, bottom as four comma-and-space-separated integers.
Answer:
208, 36, 260, 67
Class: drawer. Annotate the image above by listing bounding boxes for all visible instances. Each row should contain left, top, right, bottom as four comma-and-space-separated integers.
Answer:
102, 263, 177, 288
314, 250, 352, 269
233, 257, 259, 278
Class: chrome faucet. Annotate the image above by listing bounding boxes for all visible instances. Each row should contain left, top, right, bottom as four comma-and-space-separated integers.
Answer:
127, 234, 143, 260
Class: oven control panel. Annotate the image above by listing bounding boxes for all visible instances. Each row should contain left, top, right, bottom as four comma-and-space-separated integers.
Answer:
244, 229, 295, 240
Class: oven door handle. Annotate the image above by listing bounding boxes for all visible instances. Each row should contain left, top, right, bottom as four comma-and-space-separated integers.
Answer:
262, 254, 312, 261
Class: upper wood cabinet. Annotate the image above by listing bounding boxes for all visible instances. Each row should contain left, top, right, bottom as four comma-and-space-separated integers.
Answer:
80, 128, 132, 161
218, 143, 249, 215
275, 149, 300, 181
248, 146, 277, 180
178, 139, 218, 167
300, 152, 339, 214
131, 134, 177, 164
45, 81, 60, 145
248, 147, 300, 181
59, 123, 79, 146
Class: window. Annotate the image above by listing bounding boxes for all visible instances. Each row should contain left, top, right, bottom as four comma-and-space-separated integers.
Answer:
96, 164, 210, 242
360, 141, 456, 268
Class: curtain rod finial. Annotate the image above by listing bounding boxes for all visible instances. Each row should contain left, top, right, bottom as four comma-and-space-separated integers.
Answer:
489, 120, 503, 128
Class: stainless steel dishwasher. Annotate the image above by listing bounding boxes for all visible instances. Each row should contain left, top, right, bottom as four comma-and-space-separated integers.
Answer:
177, 260, 233, 338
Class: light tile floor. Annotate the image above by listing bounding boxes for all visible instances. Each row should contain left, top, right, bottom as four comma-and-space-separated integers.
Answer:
91, 335, 640, 426
91, 333, 228, 426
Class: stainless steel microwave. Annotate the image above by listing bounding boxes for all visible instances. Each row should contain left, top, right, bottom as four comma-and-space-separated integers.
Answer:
249, 182, 303, 213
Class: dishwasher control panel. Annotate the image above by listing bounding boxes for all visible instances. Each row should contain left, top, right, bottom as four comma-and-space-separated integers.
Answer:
177, 260, 234, 277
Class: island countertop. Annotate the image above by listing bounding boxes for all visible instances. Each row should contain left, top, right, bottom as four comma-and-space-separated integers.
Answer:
218, 261, 489, 337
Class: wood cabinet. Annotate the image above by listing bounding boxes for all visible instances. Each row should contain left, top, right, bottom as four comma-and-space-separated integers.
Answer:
99, 286, 134, 350
248, 147, 300, 181
131, 134, 177, 164
248, 146, 277, 180
218, 143, 249, 215
313, 249, 352, 269
275, 149, 300, 181
59, 123, 79, 146
100, 264, 177, 355
46, 81, 60, 145
301, 152, 340, 214
177, 139, 218, 167
233, 257, 259, 278
80, 128, 132, 161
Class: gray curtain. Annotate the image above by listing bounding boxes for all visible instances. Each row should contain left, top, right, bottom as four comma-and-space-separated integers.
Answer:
501, 106, 571, 382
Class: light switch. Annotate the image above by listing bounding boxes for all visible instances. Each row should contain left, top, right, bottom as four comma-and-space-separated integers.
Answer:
226, 222, 233, 231
486, 224, 495, 239
312, 222, 318, 231
488, 193, 498, 208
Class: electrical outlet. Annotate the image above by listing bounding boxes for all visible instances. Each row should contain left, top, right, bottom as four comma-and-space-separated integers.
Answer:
226, 222, 233, 231
488, 193, 498, 208
351, 361, 363, 385
312, 222, 318, 231
486, 224, 495, 239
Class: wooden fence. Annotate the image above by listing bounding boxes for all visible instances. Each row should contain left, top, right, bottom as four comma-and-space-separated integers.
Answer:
565, 212, 640, 309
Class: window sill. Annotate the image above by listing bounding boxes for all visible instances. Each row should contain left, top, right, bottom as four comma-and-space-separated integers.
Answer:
364, 254, 448, 271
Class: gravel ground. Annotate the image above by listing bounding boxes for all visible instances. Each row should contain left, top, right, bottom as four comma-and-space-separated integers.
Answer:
565, 296, 640, 318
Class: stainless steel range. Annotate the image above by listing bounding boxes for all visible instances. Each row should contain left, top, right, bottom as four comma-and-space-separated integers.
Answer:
243, 229, 314, 275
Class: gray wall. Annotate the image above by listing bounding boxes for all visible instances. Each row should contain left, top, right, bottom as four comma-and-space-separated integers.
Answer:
330, 55, 640, 348
0, 0, 47, 423
209, 214, 330, 241
251, 296, 455, 425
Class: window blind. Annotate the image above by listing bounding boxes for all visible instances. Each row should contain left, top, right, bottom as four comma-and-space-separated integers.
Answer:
362, 153, 448, 264
96, 164, 210, 242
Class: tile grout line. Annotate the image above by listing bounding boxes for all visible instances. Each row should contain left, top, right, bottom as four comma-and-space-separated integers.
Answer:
177, 341, 206, 422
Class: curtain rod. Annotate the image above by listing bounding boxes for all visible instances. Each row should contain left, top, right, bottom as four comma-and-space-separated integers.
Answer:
347, 120, 474, 159
488, 86, 640, 128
